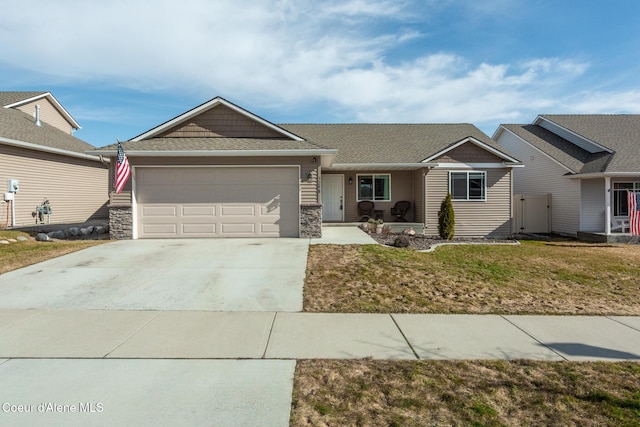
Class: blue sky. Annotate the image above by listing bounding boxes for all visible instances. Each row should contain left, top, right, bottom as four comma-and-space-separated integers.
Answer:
2, 0, 640, 147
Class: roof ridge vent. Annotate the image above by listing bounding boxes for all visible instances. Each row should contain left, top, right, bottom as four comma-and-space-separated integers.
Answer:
35, 104, 42, 127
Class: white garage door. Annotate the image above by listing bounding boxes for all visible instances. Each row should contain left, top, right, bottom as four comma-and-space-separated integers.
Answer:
136, 167, 299, 238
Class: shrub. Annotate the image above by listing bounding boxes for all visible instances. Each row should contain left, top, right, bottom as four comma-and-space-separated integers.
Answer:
438, 193, 455, 240
394, 235, 410, 248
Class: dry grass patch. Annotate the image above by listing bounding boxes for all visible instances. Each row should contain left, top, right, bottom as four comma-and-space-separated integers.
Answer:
291, 359, 640, 426
0, 231, 106, 274
304, 241, 640, 315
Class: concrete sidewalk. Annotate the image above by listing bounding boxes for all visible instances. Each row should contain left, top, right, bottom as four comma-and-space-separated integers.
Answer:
1, 309, 638, 361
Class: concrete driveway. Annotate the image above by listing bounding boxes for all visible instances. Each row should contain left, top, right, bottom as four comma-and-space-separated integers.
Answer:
0, 239, 309, 311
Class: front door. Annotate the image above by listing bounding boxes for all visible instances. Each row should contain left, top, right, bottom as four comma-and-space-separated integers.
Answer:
322, 174, 344, 221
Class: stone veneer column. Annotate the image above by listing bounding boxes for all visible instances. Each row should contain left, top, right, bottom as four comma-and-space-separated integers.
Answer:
109, 206, 133, 240
300, 204, 322, 238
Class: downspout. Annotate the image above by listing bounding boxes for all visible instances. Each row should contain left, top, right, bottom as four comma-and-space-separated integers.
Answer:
605, 176, 611, 235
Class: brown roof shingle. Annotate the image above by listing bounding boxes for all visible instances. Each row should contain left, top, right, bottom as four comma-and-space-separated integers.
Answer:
0, 91, 48, 107
0, 107, 95, 154
502, 115, 640, 174
280, 123, 510, 163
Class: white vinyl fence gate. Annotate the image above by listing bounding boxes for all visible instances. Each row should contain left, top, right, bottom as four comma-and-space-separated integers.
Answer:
514, 194, 551, 234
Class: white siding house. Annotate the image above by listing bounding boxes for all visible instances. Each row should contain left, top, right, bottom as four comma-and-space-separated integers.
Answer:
494, 115, 640, 240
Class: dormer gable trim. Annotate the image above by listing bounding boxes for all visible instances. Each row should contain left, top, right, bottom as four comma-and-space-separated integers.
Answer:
421, 136, 520, 164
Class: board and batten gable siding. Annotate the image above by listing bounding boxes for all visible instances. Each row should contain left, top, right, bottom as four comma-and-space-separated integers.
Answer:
15, 98, 75, 134
496, 129, 581, 235
425, 168, 512, 237
157, 104, 285, 139
0, 145, 109, 225
108, 155, 318, 206
580, 178, 605, 232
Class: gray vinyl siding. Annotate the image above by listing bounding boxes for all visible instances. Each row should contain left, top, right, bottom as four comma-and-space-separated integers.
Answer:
580, 178, 605, 232
109, 155, 318, 206
496, 129, 581, 235
15, 98, 75, 134
0, 145, 109, 226
425, 168, 512, 237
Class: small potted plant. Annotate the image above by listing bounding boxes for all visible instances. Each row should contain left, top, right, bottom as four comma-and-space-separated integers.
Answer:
367, 218, 377, 233
375, 218, 384, 234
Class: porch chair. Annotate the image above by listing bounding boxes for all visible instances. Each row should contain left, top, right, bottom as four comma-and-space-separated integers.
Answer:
390, 200, 411, 222
357, 201, 375, 221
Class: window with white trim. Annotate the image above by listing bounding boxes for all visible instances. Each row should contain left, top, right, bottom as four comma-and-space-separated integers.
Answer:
613, 182, 640, 216
449, 171, 486, 201
357, 174, 391, 201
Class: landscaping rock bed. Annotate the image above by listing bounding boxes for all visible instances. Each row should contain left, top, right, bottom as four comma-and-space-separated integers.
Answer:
17, 220, 110, 241
367, 229, 518, 251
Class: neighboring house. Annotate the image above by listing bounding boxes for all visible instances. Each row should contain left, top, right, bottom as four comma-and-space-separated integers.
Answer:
92, 96, 521, 239
494, 114, 640, 238
0, 91, 109, 226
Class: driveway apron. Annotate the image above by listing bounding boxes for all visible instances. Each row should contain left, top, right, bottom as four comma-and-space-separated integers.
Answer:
0, 239, 308, 312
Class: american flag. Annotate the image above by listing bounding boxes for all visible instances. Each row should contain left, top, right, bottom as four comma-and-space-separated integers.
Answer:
628, 190, 640, 236
114, 141, 130, 194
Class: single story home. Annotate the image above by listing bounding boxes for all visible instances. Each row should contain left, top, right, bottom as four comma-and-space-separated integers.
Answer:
92, 96, 521, 239
494, 114, 640, 239
0, 91, 109, 226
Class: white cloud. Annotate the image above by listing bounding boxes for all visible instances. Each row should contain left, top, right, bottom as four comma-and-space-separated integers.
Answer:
565, 91, 640, 114
1, 0, 637, 130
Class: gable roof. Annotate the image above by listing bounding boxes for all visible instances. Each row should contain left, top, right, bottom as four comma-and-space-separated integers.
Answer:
280, 123, 519, 165
0, 91, 81, 130
0, 106, 101, 161
131, 96, 303, 142
497, 114, 640, 174
92, 96, 519, 168
0, 91, 48, 106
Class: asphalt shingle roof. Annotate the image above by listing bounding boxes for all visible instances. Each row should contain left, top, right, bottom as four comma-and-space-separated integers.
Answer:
540, 115, 640, 173
280, 123, 509, 163
0, 106, 96, 153
0, 91, 47, 107
101, 137, 329, 152
502, 115, 640, 174
98, 123, 514, 164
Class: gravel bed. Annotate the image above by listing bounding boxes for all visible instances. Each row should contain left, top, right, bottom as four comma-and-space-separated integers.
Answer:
368, 231, 518, 250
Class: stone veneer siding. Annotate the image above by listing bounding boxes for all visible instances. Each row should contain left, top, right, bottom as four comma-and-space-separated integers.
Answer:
109, 206, 133, 240
300, 204, 322, 238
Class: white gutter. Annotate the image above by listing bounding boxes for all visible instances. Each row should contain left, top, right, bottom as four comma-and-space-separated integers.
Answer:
567, 172, 640, 179
0, 136, 109, 163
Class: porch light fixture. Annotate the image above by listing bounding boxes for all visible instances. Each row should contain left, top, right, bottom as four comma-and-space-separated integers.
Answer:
312, 156, 317, 164
307, 171, 314, 182
349, 177, 353, 185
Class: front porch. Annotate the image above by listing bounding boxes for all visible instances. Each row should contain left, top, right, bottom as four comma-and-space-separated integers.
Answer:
577, 231, 638, 244
322, 221, 426, 234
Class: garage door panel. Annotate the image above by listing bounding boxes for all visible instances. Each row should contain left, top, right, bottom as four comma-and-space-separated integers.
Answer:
182, 206, 216, 217
142, 205, 178, 217
137, 167, 299, 238
221, 205, 256, 216
221, 223, 256, 235
142, 223, 178, 235
183, 224, 216, 235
